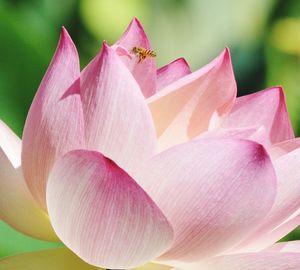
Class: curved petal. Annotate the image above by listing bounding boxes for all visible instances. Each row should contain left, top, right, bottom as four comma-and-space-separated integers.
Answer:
157, 58, 191, 91
245, 213, 300, 252
136, 138, 276, 262
235, 147, 300, 251
269, 138, 300, 160
0, 121, 57, 241
22, 28, 85, 208
222, 87, 294, 145
113, 17, 156, 97
0, 248, 100, 270
46, 150, 173, 269
133, 263, 172, 270
80, 42, 156, 174
0, 120, 21, 167
264, 240, 300, 252
148, 48, 237, 151
186, 251, 300, 270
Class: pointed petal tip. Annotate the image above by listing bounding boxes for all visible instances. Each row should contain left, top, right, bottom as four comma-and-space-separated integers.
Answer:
221, 47, 231, 63
59, 26, 72, 44
131, 16, 143, 27
57, 26, 78, 59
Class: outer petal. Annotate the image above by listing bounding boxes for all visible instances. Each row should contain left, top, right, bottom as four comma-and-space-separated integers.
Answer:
133, 263, 172, 270
136, 139, 276, 262
252, 212, 300, 249
80, 43, 156, 174
269, 138, 300, 159
46, 150, 173, 269
185, 251, 300, 270
0, 248, 99, 270
113, 17, 156, 97
156, 58, 191, 91
147, 48, 237, 151
0, 121, 57, 241
264, 240, 300, 252
21, 28, 85, 208
235, 147, 300, 251
222, 87, 294, 145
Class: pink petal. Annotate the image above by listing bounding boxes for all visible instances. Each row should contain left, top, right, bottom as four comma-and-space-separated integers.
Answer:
191, 250, 300, 270
21, 28, 85, 208
222, 87, 294, 145
113, 17, 156, 98
80, 42, 156, 174
248, 215, 300, 252
264, 240, 300, 252
235, 146, 300, 251
199, 126, 269, 149
46, 150, 173, 269
156, 58, 191, 91
0, 120, 58, 241
269, 138, 300, 159
147, 48, 237, 151
135, 138, 276, 262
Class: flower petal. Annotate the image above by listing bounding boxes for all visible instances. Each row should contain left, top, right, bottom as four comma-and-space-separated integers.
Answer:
269, 138, 300, 160
46, 150, 173, 269
133, 263, 172, 270
136, 138, 276, 262
186, 250, 300, 270
113, 17, 156, 97
21, 28, 85, 208
0, 120, 57, 241
222, 87, 294, 145
265, 240, 300, 252
235, 147, 300, 251
80, 42, 156, 174
157, 58, 191, 91
246, 215, 300, 252
0, 248, 100, 270
147, 48, 236, 151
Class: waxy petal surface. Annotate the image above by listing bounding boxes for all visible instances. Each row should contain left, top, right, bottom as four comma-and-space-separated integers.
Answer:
47, 150, 173, 269
0, 121, 57, 241
223, 87, 294, 145
156, 58, 191, 91
236, 147, 300, 251
148, 49, 236, 151
136, 139, 276, 262
114, 18, 156, 97
21, 28, 85, 208
80, 43, 156, 174
240, 213, 300, 252
187, 251, 300, 270
269, 138, 300, 160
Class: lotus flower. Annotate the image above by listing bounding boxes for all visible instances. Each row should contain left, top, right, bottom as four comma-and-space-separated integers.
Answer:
1, 18, 300, 270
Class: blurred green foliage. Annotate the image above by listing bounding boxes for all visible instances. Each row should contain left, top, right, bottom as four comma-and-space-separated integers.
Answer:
0, 0, 299, 259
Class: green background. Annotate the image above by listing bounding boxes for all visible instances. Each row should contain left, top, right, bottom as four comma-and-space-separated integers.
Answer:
0, 0, 299, 258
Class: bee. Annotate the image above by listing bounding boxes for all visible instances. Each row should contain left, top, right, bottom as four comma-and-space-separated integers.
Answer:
132, 46, 157, 63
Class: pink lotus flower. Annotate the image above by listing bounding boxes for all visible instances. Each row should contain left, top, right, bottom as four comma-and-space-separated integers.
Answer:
1, 18, 300, 270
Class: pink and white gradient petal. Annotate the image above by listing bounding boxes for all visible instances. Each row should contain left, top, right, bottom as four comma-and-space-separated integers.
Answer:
80, 42, 157, 175
21, 27, 85, 208
0, 120, 57, 241
46, 150, 174, 269
135, 138, 276, 263
184, 250, 300, 270
222, 87, 294, 145
113, 17, 156, 98
156, 58, 191, 91
148, 48, 237, 151
233, 146, 300, 252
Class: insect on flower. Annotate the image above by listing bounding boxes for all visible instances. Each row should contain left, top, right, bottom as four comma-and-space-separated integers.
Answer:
132, 46, 156, 63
